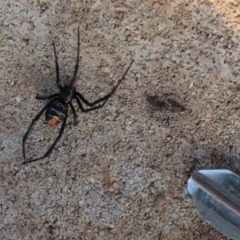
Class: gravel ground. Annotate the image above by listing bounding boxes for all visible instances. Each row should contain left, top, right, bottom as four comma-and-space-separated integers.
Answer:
1, 0, 240, 239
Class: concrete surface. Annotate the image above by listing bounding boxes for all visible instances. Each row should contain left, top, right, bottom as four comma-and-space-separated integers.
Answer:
1, 0, 240, 239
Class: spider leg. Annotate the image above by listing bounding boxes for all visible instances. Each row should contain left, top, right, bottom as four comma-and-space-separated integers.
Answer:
53, 43, 62, 89
74, 91, 109, 107
36, 93, 60, 100
69, 102, 78, 125
74, 60, 134, 107
70, 26, 80, 88
22, 97, 60, 159
22, 108, 68, 164
74, 96, 107, 112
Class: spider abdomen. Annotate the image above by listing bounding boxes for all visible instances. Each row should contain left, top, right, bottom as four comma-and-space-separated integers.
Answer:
45, 102, 68, 125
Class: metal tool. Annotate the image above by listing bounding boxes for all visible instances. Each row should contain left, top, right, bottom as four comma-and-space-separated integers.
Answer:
188, 169, 240, 239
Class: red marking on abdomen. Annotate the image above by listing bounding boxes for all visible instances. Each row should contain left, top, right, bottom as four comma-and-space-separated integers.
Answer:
48, 116, 59, 125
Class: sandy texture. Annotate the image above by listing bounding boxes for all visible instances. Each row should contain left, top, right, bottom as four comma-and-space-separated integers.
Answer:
1, 0, 240, 239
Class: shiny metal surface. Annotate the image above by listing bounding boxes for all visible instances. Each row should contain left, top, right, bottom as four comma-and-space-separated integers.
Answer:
188, 170, 240, 239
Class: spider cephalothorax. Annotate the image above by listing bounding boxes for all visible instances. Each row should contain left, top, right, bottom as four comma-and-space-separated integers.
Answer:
59, 85, 74, 103
22, 27, 134, 164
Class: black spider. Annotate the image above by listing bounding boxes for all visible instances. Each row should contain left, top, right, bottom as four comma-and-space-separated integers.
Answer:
22, 27, 134, 164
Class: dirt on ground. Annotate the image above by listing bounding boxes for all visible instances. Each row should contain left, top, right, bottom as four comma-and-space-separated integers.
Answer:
1, 0, 239, 239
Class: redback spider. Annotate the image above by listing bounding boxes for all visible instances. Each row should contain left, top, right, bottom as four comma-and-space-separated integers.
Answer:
22, 27, 134, 164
